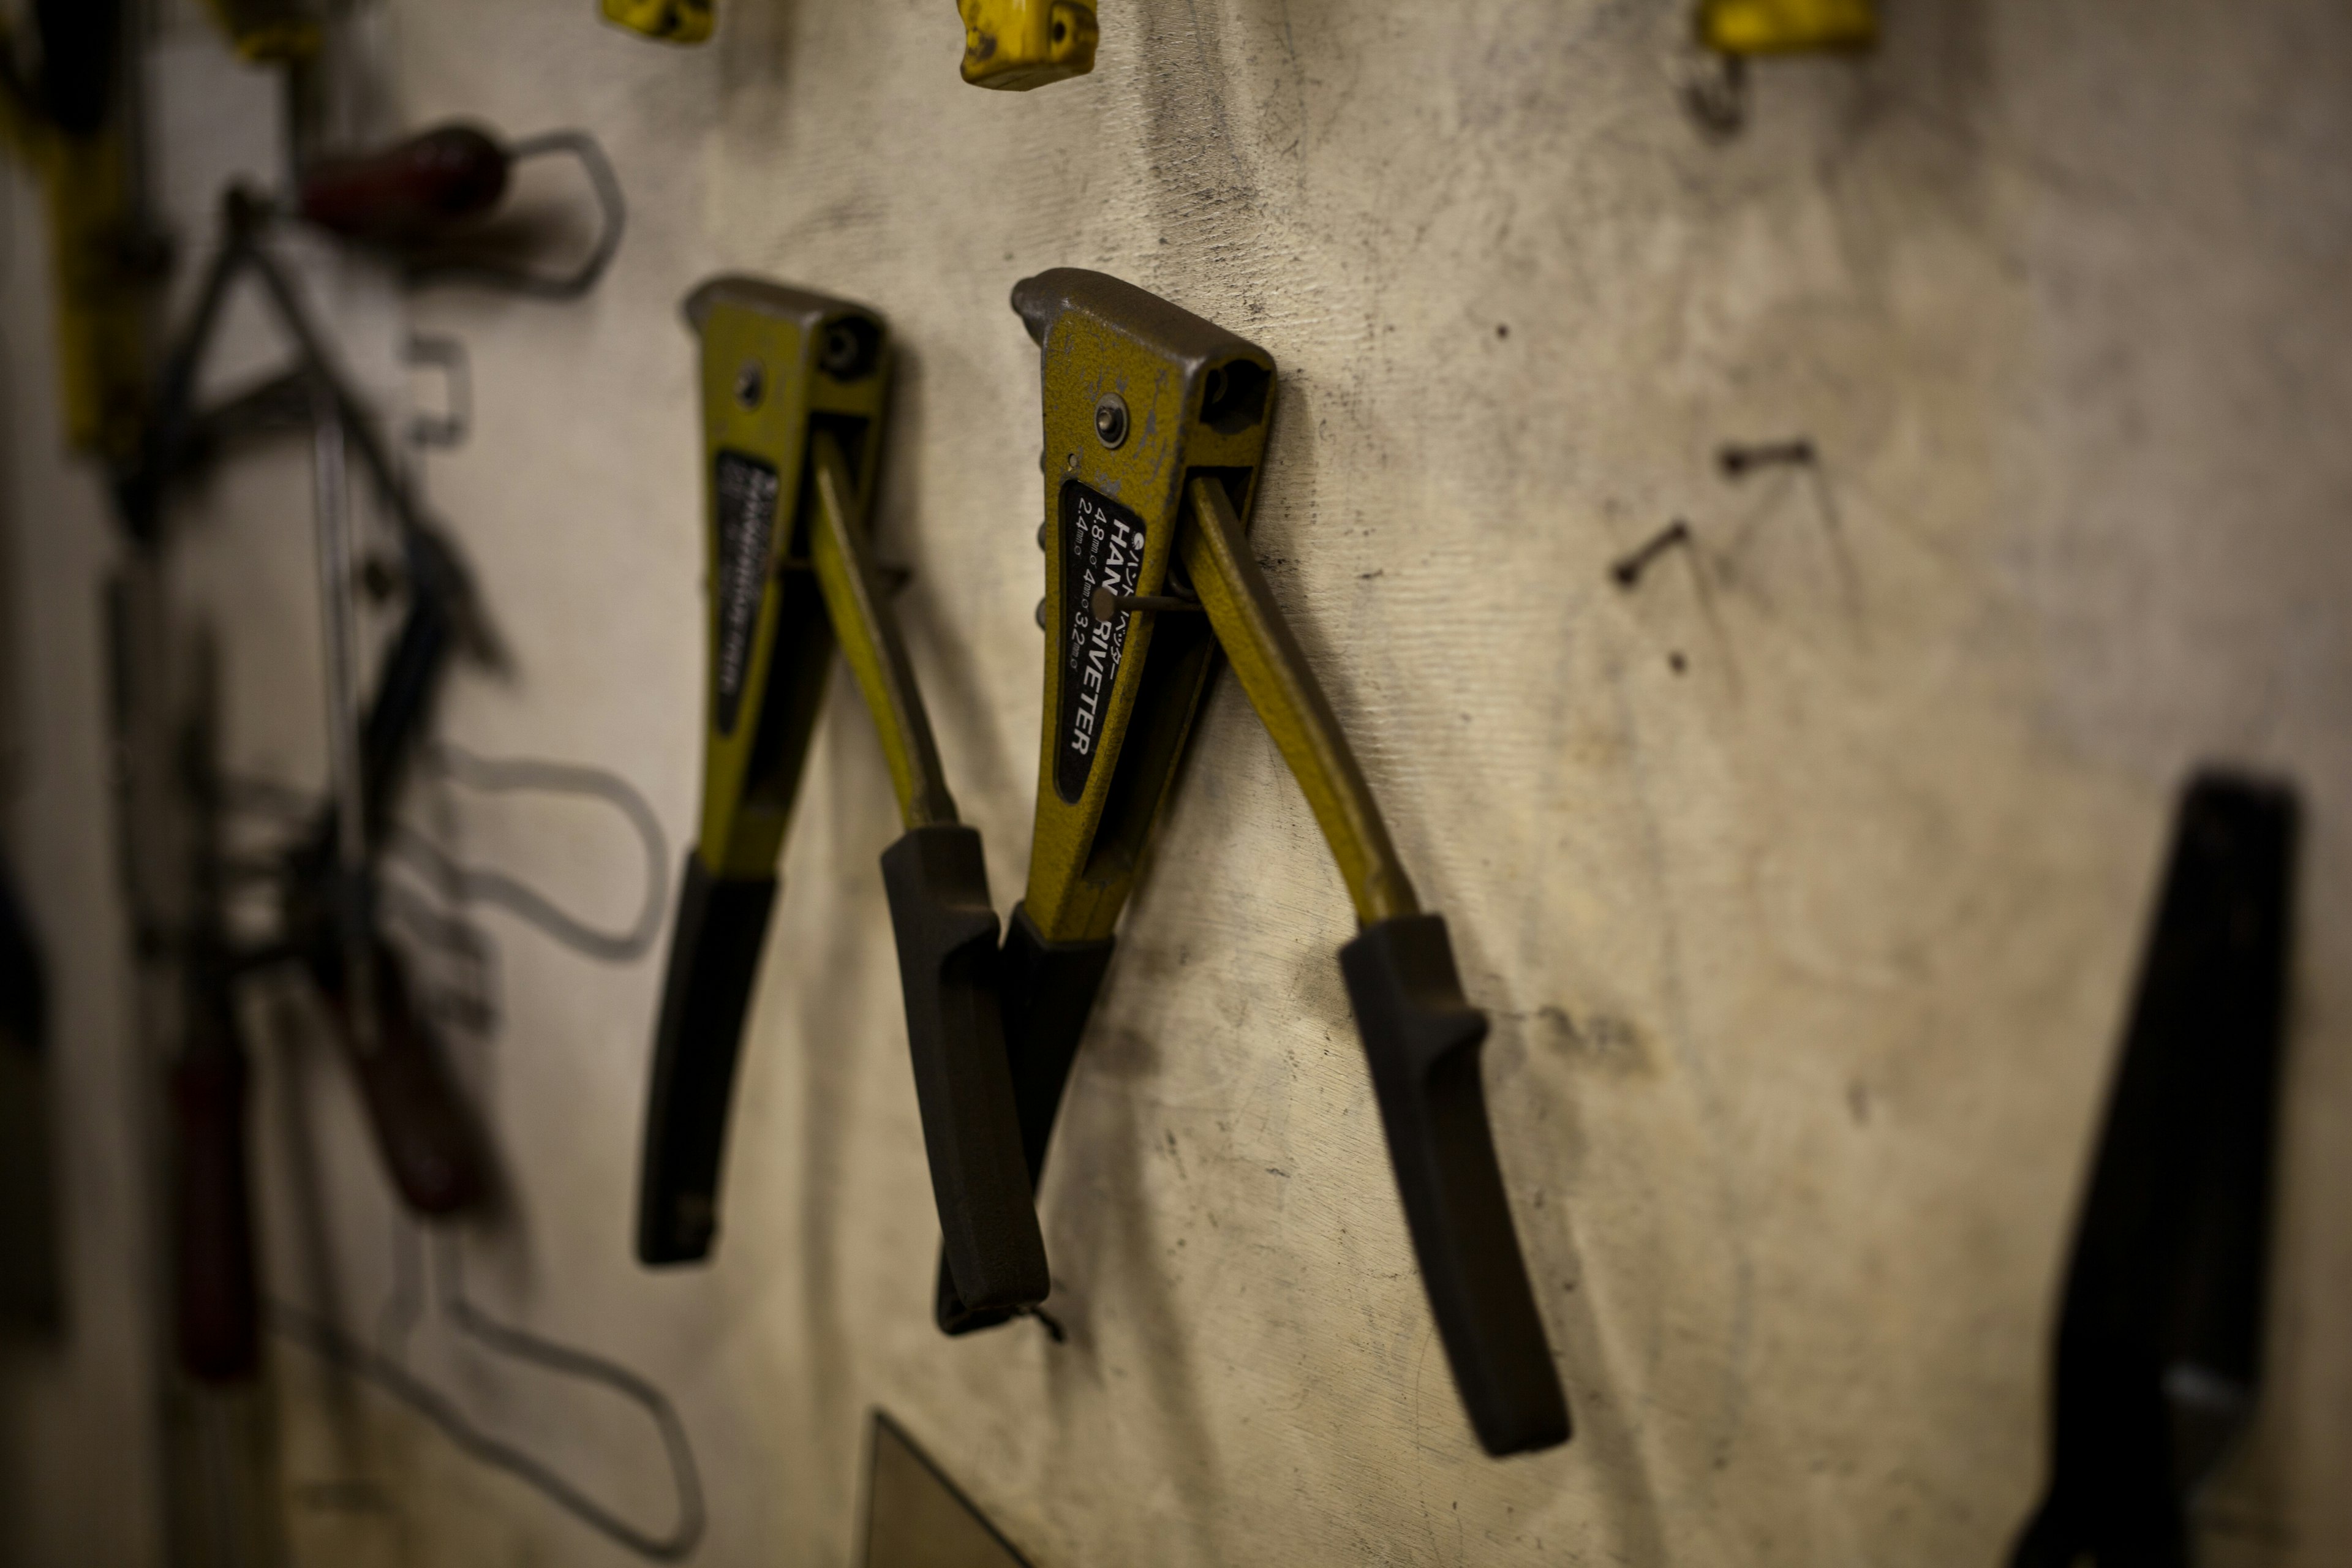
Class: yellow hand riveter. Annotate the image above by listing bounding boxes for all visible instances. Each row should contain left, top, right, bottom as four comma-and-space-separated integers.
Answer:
636, 280, 1047, 1317
938, 271, 1570, 1458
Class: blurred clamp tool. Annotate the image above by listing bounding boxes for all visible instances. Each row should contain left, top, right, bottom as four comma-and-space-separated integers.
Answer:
2011, 772, 2297, 1568
936, 270, 1570, 1458
635, 280, 1046, 1318
1697, 0, 1877, 52
603, 0, 715, 45
295, 122, 626, 300
957, 0, 1098, 91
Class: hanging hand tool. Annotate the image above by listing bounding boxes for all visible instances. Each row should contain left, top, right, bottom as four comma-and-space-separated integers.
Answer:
603, 0, 715, 45
2010, 772, 2297, 1568
293, 123, 626, 301
956, 0, 1098, 91
273, 508, 488, 1217
636, 279, 1044, 1315
932, 270, 1569, 1458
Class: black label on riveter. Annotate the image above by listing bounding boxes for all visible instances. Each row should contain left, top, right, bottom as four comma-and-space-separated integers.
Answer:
711, 450, 781, 737
1055, 481, 1145, 804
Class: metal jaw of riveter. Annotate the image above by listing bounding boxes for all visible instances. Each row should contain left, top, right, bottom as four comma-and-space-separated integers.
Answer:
934, 269, 1571, 1458
636, 278, 1047, 1317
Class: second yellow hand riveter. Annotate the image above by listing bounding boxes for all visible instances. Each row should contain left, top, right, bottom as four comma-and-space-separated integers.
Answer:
937, 270, 1571, 1458
635, 277, 1047, 1317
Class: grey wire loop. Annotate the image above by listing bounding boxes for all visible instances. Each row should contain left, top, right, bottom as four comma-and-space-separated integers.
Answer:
270, 1231, 707, 1561
405, 130, 627, 301
393, 743, 669, 964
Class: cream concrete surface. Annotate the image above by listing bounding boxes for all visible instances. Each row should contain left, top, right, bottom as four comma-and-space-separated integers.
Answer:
6, 0, 2351, 1564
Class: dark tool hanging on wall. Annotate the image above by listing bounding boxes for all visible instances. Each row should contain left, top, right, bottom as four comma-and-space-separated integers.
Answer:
2010, 771, 2297, 1568
934, 270, 1570, 1460
117, 164, 708, 1562
36, 11, 712, 1552
118, 187, 496, 1216
634, 278, 1046, 1319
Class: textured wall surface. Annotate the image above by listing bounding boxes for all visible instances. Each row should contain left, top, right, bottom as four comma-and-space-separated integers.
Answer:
4, 0, 2350, 1564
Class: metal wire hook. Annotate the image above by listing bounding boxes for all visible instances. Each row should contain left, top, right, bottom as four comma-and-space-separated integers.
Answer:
404, 130, 626, 301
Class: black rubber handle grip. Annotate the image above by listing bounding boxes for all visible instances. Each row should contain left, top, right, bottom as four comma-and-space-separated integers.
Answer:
636, 854, 777, 1265
325, 940, 487, 1217
296, 123, 511, 243
1341, 913, 1569, 1457
170, 973, 259, 1384
882, 826, 1048, 1313
935, 902, 1115, 1335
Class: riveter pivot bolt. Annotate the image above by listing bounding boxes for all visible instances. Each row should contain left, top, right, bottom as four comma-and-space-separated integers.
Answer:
1093, 394, 1128, 449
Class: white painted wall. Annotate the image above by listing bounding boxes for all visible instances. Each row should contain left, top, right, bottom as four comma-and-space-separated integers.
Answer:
4, 1, 2349, 1564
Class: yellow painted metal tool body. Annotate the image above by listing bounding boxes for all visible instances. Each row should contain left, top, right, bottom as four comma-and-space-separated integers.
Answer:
603, 0, 715, 45
1698, 0, 1877, 54
687, 280, 890, 883
1022, 273, 1272, 942
957, 0, 1097, 91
